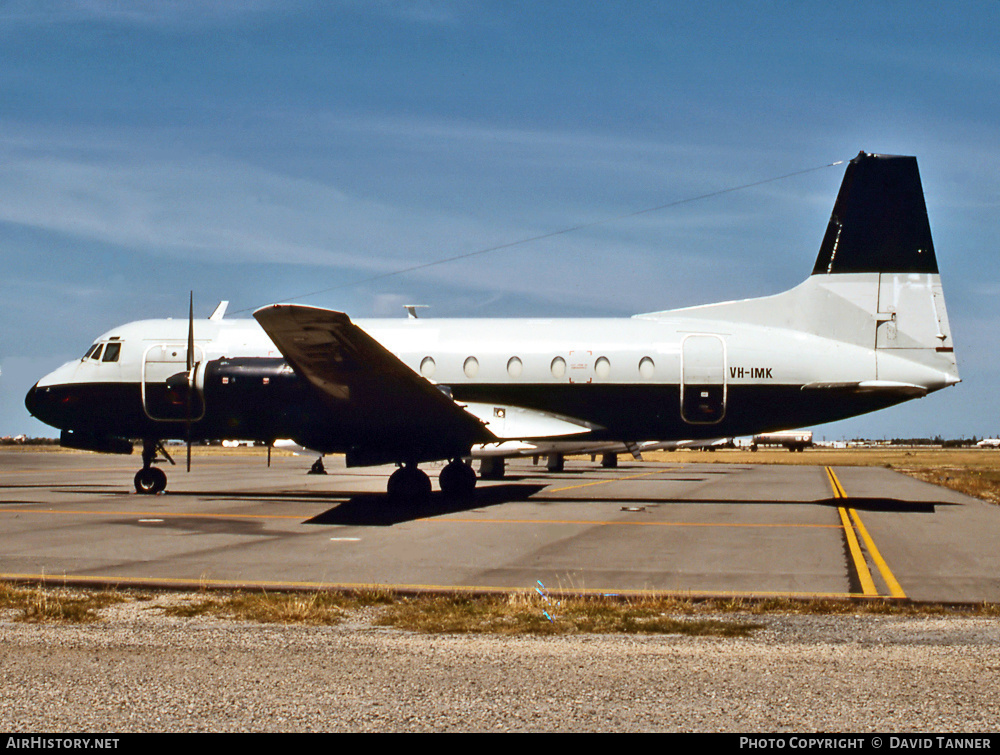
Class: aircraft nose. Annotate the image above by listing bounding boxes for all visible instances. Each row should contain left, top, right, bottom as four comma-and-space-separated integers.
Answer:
24, 383, 39, 416
24, 381, 63, 429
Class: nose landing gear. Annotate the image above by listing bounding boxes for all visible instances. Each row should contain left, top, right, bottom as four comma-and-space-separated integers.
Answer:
134, 439, 174, 494
134, 466, 167, 494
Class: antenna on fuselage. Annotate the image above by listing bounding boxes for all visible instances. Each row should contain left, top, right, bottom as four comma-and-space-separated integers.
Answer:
209, 301, 229, 320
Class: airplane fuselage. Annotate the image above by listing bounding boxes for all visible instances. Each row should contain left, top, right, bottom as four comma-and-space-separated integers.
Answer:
27, 297, 953, 459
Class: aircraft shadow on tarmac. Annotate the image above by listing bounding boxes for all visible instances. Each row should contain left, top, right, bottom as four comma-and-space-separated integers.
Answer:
305, 483, 548, 526
814, 496, 947, 514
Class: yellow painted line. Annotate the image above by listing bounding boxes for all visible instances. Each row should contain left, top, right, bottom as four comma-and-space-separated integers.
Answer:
825, 466, 906, 599
546, 469, 669, 493
824, 465, 848, 498
849, 508, 907, 599
837, 504, 878, 596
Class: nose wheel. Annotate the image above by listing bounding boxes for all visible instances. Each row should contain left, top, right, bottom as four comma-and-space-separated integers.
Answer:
134, 466, 167, 494
134, 438, 174, 494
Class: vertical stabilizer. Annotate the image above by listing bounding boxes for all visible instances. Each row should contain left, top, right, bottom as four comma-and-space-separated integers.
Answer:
813, 151, 937, 275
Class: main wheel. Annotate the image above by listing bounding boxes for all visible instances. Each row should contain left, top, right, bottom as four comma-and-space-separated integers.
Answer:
134, 466, 167, 494
439, 460, 477, 499
386, 466, 431, 507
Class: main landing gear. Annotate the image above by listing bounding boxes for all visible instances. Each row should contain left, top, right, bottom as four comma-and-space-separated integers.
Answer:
438, 459, 477, 499
134, 439, 173, 494
386, 459, 477, 506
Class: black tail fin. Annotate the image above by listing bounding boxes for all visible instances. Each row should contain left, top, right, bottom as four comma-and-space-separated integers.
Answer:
812, 151, 937, 275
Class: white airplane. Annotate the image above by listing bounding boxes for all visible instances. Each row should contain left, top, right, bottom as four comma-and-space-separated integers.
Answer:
25, 152, 959, 503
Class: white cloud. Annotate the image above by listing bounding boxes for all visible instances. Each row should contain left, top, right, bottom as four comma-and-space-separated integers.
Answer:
0, 0, 288, 27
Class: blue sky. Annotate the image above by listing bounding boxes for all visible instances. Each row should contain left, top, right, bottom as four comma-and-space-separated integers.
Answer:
1, 1, 998, 440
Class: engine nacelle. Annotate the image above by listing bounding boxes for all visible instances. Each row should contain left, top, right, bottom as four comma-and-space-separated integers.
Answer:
201, 357, 317, 441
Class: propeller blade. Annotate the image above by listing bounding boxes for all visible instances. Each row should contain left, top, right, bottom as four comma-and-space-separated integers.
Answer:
187, 291, 194, 371
186, 291, 194, 472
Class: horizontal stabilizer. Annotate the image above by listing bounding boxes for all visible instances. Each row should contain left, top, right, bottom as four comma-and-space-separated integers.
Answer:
801, 380, 928, 398
460, 402, 596, 439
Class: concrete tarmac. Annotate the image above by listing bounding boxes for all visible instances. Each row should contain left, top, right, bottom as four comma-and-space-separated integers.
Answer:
0, 449, 994, 603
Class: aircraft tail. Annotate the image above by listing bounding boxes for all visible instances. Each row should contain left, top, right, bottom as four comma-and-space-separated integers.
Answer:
638, 151, 959, 390
812, 151, 938, 276
805, 152, 957, 388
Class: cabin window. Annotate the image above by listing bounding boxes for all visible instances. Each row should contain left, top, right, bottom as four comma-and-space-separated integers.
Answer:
507, 356, 523, 378
420, 357, 436, 378
464, 356, 479, 378
639, 356, 655, 379
595, 356, 611, 379
102, 343, 121, 362
550, 356, 566, 378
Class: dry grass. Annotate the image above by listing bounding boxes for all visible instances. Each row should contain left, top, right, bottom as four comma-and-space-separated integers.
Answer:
894, 467, 1000, 505
713, 596, 1000, 617
158, 589, 763, 635
160, 588, 394, 625
372, 593, 763, 636
0, 583, 128, 623
644, 447, 1000, 505
4, 584, 1000, 630
644, 446, 997, 468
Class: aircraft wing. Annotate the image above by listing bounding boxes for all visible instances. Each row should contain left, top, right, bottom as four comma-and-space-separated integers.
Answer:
253, 304, 495, 465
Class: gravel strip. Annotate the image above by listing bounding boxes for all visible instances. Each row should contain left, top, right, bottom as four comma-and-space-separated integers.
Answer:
2, 595, 999, 732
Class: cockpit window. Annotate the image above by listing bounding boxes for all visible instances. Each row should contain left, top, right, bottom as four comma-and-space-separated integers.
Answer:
102, 343, 121, 362
89, 344, 104, 361
83, 344, 100, 360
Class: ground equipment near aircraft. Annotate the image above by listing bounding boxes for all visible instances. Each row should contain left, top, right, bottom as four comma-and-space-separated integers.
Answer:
26, 152, 959, 503
751, 430, 814, 452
